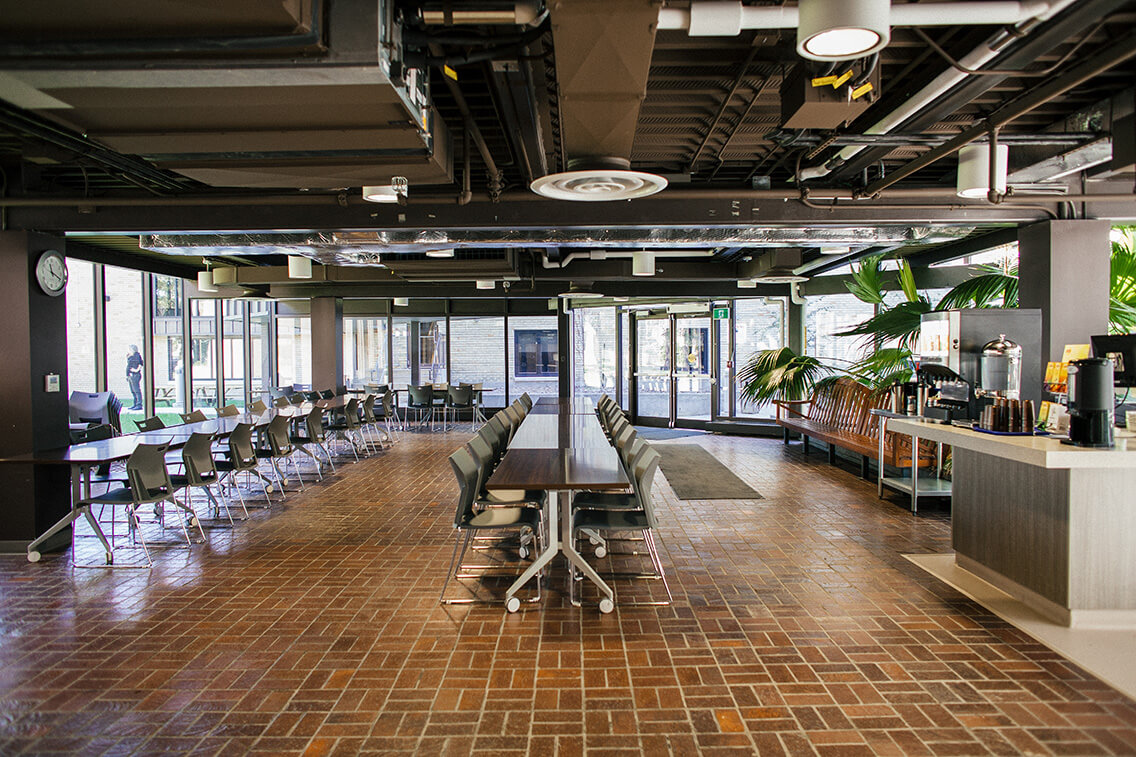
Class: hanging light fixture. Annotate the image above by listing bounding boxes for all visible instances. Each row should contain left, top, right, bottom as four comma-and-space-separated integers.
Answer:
557, 282, 604, 299
425, 248, 455, 258
819, 246, 851, 255
196, 262, 217, 293
393, 297, 409, 307
797, 0, 890, 61
632, 250, 656, 277
956, 143, 1009, 198
736, 279, 757, 289
476, 279, 495, 290
362, 176, 409, 204
287, 255, 312, 279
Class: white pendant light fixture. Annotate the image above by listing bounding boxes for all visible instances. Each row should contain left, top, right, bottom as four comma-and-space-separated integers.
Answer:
557, 282, 604, 299
393, 297, 409, 307
956, 143, 1010, 199
476, 279, 495, 290
196, 265, 217, 293
632, 250, 656, 277
425, 248, 455, 258
287, 255, 312, 279
797, 0, 890, 62
819, 246, 852, 255
736, 279, 757, 289
362, 175, 409, 204
531, 157, 667, 202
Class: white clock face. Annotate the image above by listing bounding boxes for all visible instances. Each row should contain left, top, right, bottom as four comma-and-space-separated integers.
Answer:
36, 250, 68, 296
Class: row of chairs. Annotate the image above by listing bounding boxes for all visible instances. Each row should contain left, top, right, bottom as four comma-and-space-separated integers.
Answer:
407, 384, 478, 431
441, 395, 540, 607
75, 393, 398, 567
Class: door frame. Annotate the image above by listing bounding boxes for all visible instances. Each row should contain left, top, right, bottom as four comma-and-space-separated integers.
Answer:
629, 309, 717, 430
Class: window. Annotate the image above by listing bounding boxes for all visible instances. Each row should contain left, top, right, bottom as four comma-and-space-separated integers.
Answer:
221, 300, 245, 409
571, 307, 617, 401
104, 266, 146, 431
806, 293, 875, 367
190, 299, 217, 413
392, 316, 447, 387
734, 298, 786, 419
450, 316, 505, 408
151, 275, 184, 418
65, 259, 97, 393
514, 328, 557, 377
276, 315, 311, 389
343, 317, 389, 388
509, 317, 558, 400
248, 301, 272, 400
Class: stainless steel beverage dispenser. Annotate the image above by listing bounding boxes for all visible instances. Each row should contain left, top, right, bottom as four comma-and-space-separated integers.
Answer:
1065, 357, 1114, 447
978, 334, 1022, 399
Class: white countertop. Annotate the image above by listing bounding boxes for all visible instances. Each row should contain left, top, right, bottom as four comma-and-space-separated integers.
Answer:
888, 417, 1136, 470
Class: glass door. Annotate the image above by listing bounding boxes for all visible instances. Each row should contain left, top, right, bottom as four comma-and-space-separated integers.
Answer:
634, 315, 671, 424
632, 311, 716, 427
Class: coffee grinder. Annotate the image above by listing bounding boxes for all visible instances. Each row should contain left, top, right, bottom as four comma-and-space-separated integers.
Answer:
1064, 357, 1114, 448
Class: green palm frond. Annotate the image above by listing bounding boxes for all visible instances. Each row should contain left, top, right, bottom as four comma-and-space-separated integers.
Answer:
849, 347, 917, 386
935, 272, 1018, 310
1111, 227, 1136, 326
737, 347, 840, 407
897, 259, 920, 303
835, 299, 932, 349
845, 253, 889, 304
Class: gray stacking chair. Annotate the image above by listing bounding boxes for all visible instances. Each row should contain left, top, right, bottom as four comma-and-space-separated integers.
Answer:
257, 414, 305, 495
136, 416, 166, 432
171, 432, 239, 525
249, 398, 268, 413
359, 394, 392, 452
214, 422, 274, 507
289, 407, 334, 478
440, 447, 544, 610
569, 447, 671, 607
179, 410, 207, 424
273, 396, 292, 409
325, 397, 365, 460
218, 404, 240, 417
444, 385, 475, 431
407, 384, 436, 430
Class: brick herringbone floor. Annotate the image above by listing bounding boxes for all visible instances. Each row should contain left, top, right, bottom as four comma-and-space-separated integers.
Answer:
1, 431, 1134, 755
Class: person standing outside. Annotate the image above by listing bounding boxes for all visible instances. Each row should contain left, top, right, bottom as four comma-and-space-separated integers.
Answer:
126, 345, 144, 410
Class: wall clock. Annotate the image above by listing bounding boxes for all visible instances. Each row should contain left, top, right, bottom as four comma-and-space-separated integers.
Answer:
35, 249, 68, 297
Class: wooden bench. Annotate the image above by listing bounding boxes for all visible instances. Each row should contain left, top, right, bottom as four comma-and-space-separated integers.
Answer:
774, 377, 935, 479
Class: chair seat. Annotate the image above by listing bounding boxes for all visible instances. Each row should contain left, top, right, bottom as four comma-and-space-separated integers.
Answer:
83, 486, 135, 505
214, 459, 255, 473
572, 491, 638, 511
463, 506, 541, 529
170, 473, 219, 488
484, 489, 544, 504
573, 508, 649, 532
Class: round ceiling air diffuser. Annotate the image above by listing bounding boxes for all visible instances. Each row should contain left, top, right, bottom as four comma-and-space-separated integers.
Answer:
531, 158, 667, 201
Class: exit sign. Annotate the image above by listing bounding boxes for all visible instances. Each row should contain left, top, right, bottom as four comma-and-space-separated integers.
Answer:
712, 307, 730, 320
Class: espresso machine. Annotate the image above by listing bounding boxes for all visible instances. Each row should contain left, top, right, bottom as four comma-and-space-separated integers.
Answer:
1065, 357, 1114, 447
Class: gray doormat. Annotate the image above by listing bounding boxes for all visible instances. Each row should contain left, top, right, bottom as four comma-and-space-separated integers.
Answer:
634, 427, 706, 441
654, 444, 762, 500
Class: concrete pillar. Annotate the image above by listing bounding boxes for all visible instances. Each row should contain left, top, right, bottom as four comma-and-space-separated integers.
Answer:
558, 303, 571, 398
787, 300, 806, 354
1018, 220, 1112, 377
0, 232, 73, 552
310, 297, 343, 391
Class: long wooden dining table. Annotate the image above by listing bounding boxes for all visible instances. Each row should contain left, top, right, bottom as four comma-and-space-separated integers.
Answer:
7, 402, 326, 565
485, 396, 629, 613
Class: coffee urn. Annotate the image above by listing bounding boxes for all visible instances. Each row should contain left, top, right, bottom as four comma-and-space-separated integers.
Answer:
978, 334, 1022, 399
1065, 357, 1114, 448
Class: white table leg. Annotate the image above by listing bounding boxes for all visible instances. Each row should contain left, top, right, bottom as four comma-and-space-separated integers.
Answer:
504, 489, 560, 609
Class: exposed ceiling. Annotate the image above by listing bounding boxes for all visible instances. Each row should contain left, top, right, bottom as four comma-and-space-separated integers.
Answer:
0, 0, 1134, 298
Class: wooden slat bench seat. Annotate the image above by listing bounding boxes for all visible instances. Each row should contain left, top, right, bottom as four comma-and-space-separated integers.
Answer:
774, 377, 935, 478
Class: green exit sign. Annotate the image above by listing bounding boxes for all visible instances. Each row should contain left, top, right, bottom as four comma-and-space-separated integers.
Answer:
712, 307, 730, 320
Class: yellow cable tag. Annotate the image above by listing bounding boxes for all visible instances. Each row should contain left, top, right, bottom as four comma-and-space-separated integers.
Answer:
851, 82, 874, 100
831, 69, 854, 89
811, 75, 838, 87
443, 65, 458, 81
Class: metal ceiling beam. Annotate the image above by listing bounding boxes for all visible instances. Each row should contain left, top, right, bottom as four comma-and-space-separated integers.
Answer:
902, 227, 1021, 268
266, 279, 786, 300
64, 239, 202, 279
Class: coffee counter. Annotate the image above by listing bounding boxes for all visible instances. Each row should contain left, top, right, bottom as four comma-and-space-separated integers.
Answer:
889, 418, 1136, 627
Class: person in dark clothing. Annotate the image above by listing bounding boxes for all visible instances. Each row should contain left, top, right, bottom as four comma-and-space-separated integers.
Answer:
126, 345, 143, 410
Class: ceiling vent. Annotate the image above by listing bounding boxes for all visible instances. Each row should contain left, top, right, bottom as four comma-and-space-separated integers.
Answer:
531, 158, 667, 201
742, 248, 809, 284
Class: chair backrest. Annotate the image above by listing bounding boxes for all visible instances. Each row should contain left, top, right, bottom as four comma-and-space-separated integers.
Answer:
227, 422, 257, 468
448, 385, 473, 407
72, 423, 115, 445
466, 436, 497, 495
305, 407, 325, 441
448, 447, 482, 528
361, 394, 377, 423
218, 404, 240, 417
274, 396, 292, 408
137, 416, 166, 432
485, 413, 511, 448
501, 405, 522, 428
181, 432, 217, 484
475, 425, 504, 461
126, 441, 173, 500
632, 447, 662, 528
382, 390, 396, 416
342, 397, 359, 428
266, 414, 292, 455
408, 384, 434, 406
320, 389, 335, 400
335, 385, 348, 396
519, 392, 533, 410
612, 423, 636, 454
250, 399, 268, 413
291, 393, 307, 405
180, 410, 207, 424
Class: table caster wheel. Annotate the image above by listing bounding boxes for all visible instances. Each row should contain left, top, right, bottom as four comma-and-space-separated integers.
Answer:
265, 484, 274, 493
106, 552, 113, 565
518, 546, 529, 559
589, 536, 600, 546
599, 597, 614, 614
27, 550, 40, 563
505, 596, 520, 613
594, 545, 607, 559
281, 479, 290, 487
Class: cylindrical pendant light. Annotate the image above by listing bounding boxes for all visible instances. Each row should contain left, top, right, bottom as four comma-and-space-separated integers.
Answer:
797, 0, 890, 61
632, 250, 655, 277
476, 279, 495, 290
196, 269, 217, 293
393, 297, 409, 307
288, 255, 312, 279
956, 143, 1009, 198
425, 248, 455, 258
737, 279, 757, 289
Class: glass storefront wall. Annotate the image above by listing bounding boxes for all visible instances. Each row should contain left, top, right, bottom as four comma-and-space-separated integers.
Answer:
343, 317, 389, 389
508, 316, 558, 401
104, 266, 146, 432
450, 315, 506, 408
571, 307, 617, 403
65, 259, 97, 394
277, 316, 311, 389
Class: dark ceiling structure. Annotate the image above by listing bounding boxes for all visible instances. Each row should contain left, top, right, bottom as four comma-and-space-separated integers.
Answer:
0, 0, 1133, 298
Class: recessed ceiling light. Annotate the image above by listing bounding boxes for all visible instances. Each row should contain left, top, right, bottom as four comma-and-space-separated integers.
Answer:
393, 297, 409, 307
797, 0, 890, 61
476, 279, 495, 290
425, 249, 455, 258
362, 176, 408, 204
737, 279, 758, 289
287, 255, 312, 279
